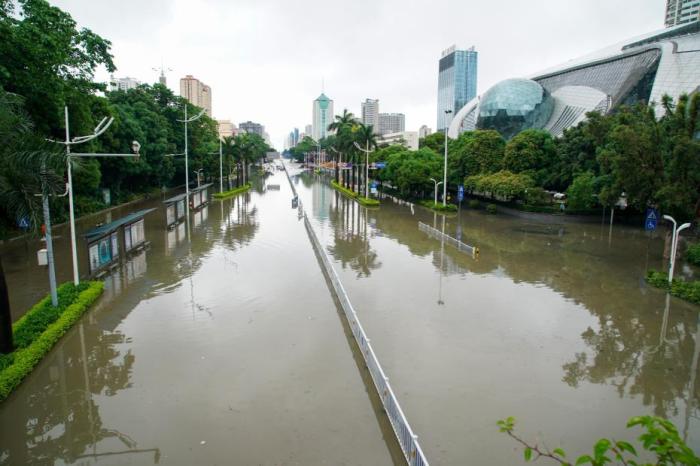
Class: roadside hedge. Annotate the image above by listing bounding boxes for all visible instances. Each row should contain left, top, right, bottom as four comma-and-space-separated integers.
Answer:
646, 270, 700, 304
687, 243, 700, 266
331, 180, 358, 199
419, 200, 457, 212
212, 184, 251, 199
357, 196, 380, 207
0, 281, 104, 401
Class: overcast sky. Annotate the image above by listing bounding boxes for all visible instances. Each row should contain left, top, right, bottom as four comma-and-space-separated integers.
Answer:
52, 0, 664, 149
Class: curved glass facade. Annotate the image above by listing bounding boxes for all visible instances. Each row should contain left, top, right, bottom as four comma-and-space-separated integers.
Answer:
476, 78, 554, 140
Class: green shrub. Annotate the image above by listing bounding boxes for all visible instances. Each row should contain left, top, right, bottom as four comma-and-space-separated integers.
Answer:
0, 281, 104, 401
464, 171, 534, 201
486, 203, 498, 214
566, 171, 597, 210
468, 199, 480, 209
213, 183, 251, 199
687, 243, 700, 266
524, 187, 550, 206
646, 270, 700, 304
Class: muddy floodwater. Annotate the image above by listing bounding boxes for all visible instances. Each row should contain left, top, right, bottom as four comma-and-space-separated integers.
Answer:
0, 162, 699, 465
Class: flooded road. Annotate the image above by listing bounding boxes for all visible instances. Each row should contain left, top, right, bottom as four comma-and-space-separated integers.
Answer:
294, 168, 700, 466
0, 170, 398, 465
2, 161, 699, 465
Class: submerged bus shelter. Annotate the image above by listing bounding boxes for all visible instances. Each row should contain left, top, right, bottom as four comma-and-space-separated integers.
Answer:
163, 193, 187, 227
190, 183, 212, 210
84, 208, 155, 276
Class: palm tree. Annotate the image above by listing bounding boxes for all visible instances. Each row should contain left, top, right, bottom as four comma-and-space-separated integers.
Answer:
328, 109, 357, 184
354, 123, 378, 197
0, 89, 64, 353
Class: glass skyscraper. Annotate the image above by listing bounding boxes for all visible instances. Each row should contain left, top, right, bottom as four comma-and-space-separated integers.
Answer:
437, 45, 477, 131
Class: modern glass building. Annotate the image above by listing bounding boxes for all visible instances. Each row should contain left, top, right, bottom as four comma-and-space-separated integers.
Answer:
437, 45, 478, 131
448, 22, 700, 140
312, 93, 334, 141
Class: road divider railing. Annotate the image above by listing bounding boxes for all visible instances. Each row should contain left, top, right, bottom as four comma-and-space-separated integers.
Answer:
282, 160, 429, 466
419, 221, 480, 258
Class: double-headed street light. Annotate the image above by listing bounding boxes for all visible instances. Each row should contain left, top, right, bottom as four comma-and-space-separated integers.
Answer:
430, 178, 443, 206
48, 106, 140, 285
443, 109, 453, 206
664, 214, 692, 284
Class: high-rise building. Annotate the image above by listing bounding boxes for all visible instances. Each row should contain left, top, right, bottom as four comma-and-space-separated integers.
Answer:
437, 45, 478, 131
180, 75, 212, 116
378, 113, 405, 135
419, 125, 432, 138
665, 0, 700, 27
312, 93, 334, 141
108, 75, 141, 92
361, 99, 380, 133
217, 120, 237, 139
305, 124, 312, 138
239, 121, 265, 136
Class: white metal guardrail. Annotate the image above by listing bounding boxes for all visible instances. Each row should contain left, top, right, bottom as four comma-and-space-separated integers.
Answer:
419, 221, 480, 258
283, 161, 430, 466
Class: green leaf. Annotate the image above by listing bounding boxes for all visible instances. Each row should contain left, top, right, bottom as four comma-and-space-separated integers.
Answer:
553, 448, 567, 458
524, 447, 532, 462
594, 439, 611, 460
615, 441, 637, 456
575, 455, 593, 465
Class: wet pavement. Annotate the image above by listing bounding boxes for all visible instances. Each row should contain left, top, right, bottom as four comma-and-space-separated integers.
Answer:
0, 170, 398, 465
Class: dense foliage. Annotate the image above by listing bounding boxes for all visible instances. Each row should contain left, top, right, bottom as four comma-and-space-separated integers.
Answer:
0, 0, 272, 237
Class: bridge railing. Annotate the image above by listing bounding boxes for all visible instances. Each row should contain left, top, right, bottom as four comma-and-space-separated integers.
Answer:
283, 160, 429, 466
418, 221, 479, 258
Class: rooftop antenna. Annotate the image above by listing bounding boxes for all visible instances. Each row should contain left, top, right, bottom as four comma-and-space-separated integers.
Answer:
152, 59, 172, 86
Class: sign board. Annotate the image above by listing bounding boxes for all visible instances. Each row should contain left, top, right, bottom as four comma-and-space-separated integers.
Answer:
291, 196, 298, 209
370, 182, 378, 195
375, 162, 386, 169
645, 208, 659, 231
18, 216, 29, 230
457, 185, 464, 203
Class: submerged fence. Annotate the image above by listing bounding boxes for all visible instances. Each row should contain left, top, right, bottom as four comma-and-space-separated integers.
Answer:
418, 221, 480, 258
283, 161, 429, 466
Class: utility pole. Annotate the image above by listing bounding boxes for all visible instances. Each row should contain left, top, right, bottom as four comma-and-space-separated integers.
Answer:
443, 109, 453, 206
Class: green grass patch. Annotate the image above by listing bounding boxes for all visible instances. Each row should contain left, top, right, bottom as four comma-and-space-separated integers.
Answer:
646, 270, 700, 304
212, 184, 251, 199
419, 200, 458, 213
331, 180, 358, 199
0, 281, 104, 402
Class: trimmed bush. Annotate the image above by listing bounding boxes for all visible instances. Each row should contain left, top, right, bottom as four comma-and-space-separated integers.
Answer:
331, 180, 358, 199
212, 184, 251, 199
646, 270, 700, 304
486, 203, 498, 214
0, 281, 104, 401
687, 243, 700, 266
419, 200, 457, 212
357, 197, 380, 207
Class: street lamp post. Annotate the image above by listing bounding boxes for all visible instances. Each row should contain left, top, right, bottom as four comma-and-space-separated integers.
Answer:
663, 214, 691, 284
443, 109, 453, 206
177, 107, 206, 229
48, 107, 140, 285
219, 139, 223, 193
430, 178, 443, 206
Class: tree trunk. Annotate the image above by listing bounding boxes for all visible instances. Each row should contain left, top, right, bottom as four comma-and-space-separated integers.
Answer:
0, 257, 14, 354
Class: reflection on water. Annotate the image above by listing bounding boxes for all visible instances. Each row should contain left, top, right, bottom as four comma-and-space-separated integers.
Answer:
297, 171, 700, 464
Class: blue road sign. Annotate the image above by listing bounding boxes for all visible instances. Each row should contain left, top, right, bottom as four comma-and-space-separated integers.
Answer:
457, 185, 464, 202
17, 216, 29, 230
375, 162, 386, 169
645, 208, 659, 231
